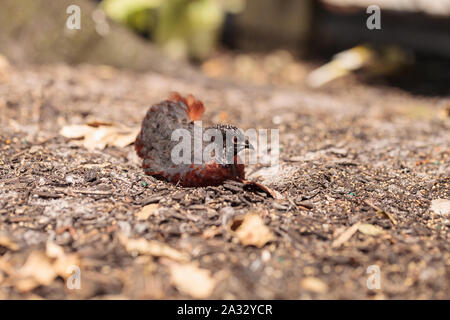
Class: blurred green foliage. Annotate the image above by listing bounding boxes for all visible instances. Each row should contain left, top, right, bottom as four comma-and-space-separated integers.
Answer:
101, 0, 245, 60
101, 0, 159, 33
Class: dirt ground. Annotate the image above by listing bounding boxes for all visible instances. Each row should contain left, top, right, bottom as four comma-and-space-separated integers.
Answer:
0, 59, 448, 299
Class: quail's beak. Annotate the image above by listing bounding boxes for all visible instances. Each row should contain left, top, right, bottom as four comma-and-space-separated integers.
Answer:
237, 139, 254, 153
245, 139, 254, 150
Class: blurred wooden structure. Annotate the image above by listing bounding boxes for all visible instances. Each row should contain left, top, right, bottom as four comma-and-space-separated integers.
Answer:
223, 0, 315, 53
317, 0, 450, 57
225, 0, 450, 58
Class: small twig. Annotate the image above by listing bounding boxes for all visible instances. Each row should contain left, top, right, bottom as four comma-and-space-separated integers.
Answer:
71, 189, 113, 196
239, 179, 283, 199
10, 150, 28, 162
332, 222, 361, 248
56, 225, 77, 239
364, 199, 397, 226
54, 187, 113, 196
34, 191, 63, 199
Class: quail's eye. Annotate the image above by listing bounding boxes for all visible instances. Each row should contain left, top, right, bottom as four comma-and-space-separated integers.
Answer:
233, 136, 238, 143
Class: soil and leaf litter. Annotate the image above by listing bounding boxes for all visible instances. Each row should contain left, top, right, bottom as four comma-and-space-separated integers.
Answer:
0, 62, 448, 299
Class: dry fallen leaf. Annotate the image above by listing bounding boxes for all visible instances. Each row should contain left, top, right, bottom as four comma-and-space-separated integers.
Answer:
0, 234, 19, 251
135, 204, 159, 220
46, 242, 80, 279
430, 199, 450, 216
17, 251, 57, 290
0, 257, 16, 277
53, 254, 80, 280
0, 54, 10, 69
46, 242, 65, 259
59, 124, 92, 139
443, 104, 450, 118
14, 242, 81, 292
202, 226, 221, 239
300, 277, 328, 294
60, 122, 139, 150
119, 235, 189, 262
167, 262, 217, 299
15, 278, 40, 292
331, 222, 360, 248
231, 213, 274, 248
358, 223, 384, 236
0, 54, 10, 83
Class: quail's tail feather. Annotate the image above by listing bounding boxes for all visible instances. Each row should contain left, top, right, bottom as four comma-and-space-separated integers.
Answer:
169, 92, 205, 121
134, 131, 145, 158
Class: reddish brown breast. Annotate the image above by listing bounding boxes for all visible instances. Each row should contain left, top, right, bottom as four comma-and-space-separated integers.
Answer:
176, 164, 244, 187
